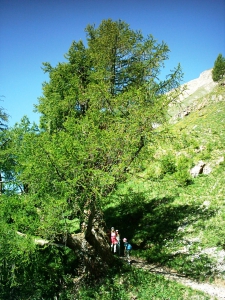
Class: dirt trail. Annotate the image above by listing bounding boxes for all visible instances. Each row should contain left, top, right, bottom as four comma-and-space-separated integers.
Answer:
128, 258, 225, 300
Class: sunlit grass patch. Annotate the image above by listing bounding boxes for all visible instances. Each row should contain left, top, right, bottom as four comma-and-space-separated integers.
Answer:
104, 85, 225, 282
77, 267, 211, 299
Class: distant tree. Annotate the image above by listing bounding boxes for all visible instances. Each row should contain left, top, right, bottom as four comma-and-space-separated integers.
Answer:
0, 102, 8, 193
212, 53, 225, 82
0, 19, 184, 296
0, 100, 8, 130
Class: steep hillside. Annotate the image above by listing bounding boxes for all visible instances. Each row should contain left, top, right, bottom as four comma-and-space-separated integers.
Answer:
104, 73, 225, 284
76, 72, 225, 299
168, 69, 219, 122
180, 69, 217, 101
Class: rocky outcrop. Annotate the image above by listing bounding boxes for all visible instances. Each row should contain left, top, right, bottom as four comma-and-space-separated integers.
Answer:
190, 161, 206, 177
190, 156, 224, 177
170, 69, 222, 122
179, 69, 217, 101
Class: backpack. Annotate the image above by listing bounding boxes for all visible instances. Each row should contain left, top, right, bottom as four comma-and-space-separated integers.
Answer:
126, 243, 132, 250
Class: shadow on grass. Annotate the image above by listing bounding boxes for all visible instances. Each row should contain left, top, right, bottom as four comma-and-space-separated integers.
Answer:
105, 192, 215, 247
104, 191, 217, 279
104, 193, 215, 262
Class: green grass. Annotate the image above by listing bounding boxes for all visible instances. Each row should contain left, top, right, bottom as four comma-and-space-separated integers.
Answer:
77, 267, 210, 299
103, 85, 225, 285
64, 83, 225, 300
168, 80, 223, 120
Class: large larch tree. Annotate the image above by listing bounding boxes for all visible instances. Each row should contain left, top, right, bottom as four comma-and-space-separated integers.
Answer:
1, 19, 184, 288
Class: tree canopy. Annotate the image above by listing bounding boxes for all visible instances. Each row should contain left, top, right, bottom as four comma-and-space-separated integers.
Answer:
212, 53, 225, 82
0, 102, 9, 193
0, 19, 184, 298
0, 101, 8, 131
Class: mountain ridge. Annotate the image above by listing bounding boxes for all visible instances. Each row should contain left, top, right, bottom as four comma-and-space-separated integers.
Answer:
180, 69, 217, 101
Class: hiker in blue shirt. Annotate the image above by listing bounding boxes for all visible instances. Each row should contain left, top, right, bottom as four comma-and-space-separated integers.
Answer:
123, 238, 132, 262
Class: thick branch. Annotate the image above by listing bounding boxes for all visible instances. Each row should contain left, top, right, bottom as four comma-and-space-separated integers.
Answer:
16, 231, 63, 247
17, 199, 117, 279
124, 135, 145, 173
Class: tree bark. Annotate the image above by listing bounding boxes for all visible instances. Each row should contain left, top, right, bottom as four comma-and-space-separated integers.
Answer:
18, 200, 116, 278
0, 173, 2, 195
60, 200, 116, 278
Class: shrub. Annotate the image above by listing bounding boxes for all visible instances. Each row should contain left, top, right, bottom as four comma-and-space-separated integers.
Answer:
212, 53, 225, 82
174, 155, 192, 186
160, 153, 177, 175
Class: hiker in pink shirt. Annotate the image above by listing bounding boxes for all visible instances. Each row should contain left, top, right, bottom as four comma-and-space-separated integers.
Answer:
110, 227, 117, 253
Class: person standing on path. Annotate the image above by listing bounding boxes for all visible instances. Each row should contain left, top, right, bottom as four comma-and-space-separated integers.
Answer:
110, 227, 117, 254
123, 238, 132, 263
116, 229, 121, 256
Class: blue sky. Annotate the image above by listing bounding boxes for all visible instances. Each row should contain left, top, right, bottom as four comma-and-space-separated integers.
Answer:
1, 0, 225, 126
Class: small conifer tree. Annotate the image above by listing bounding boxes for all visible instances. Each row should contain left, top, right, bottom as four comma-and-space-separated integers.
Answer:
212, 53, 225, 82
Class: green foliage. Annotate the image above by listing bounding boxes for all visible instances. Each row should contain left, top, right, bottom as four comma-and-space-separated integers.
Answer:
2, 20, 225, 298
37, 19, 183, 133
174, 155, 192, 186
167, 252, 215, 281
0, 243, 77, 299
77, 267, 210, 299
0, 19, 186, 298
0, 193, 77, 298
104, 84, 225, 284
0, 193, 77, 299
1, 19, 183, 244
160, 153, 177, 175
212, 53, 225, 82
0, 100, 8, 130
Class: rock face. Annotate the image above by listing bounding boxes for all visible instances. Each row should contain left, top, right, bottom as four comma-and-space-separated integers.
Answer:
170, 69, 219, 122
190, 161, 206, 177
189, 157, 224, 177
179, 69, 217, 101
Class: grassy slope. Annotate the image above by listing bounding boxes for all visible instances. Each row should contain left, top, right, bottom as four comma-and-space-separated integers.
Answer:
77, 83, 225, 299
103, 84, 225, 287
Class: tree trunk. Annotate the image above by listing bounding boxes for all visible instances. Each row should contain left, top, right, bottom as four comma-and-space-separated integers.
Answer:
18, 199, 116, 278
62, 200, 116, 278
0, 173, 2, 195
